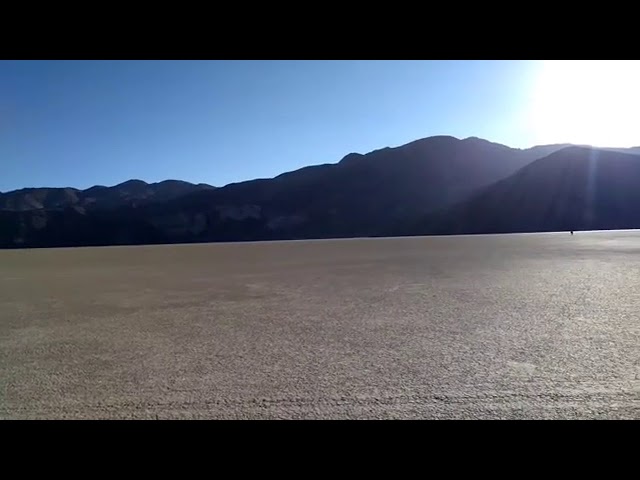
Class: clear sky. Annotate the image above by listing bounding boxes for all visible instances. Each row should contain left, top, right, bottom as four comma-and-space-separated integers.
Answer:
1, 60, 639, 191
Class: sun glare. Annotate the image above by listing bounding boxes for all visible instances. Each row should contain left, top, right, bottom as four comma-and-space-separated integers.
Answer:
528, 60, 640, 148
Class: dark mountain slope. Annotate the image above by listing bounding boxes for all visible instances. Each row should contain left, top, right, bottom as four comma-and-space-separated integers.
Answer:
0, 187, 81, 211
0, 208, 168, 248
0, 135, 585, 248
136, 136, 569, 243
410, 147, 640, 236
0, 180, 215, 212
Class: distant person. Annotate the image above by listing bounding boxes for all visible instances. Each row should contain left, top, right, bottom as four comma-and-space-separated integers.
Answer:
570, 230, 574, 235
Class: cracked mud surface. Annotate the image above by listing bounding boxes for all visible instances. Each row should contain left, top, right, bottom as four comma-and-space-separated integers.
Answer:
1, 232, 639, 419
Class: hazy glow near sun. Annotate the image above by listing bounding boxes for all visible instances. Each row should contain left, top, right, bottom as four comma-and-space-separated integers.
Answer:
528, 60, 640, 147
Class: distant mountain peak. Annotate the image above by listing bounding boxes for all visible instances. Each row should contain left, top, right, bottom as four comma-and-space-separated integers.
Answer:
155, 179, 188, 185
424, 135, 460, 141
5, 134, 640, 249
116, 179, 148, 187
338, 152, 365, 164
408, 134, 460, 144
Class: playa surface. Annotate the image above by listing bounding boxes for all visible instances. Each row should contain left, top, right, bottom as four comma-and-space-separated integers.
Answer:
1, 232, 638, 419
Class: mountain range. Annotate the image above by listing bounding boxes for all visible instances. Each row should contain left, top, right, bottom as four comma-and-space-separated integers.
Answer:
2, 136, 640, 248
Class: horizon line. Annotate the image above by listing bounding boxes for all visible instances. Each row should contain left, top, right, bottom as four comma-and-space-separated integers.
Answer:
2, 135, 639, 193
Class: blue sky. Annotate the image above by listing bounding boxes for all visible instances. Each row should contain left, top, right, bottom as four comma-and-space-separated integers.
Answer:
1, 60, 545, 191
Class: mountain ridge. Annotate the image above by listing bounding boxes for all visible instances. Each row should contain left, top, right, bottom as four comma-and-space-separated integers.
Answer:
405, 146, 640, 236
0, 179, 216, 212
2, 135, 640, 249
1, 136, 572, 195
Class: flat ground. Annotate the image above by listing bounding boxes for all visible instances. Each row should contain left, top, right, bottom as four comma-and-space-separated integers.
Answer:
1, 232, 638, 419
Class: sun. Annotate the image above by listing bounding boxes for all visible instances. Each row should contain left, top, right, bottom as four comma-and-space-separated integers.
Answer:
527, 60, 640, 148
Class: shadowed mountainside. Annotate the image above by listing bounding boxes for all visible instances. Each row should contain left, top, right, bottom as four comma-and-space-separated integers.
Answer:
130, 136, 569, 242
4, 136, 640, 248
404, 147, 640, 236
0, 136, 569, 247
0, 179, 215, 212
